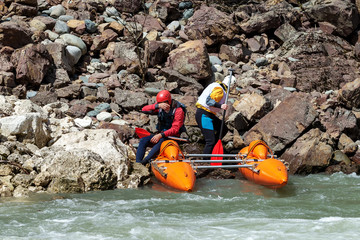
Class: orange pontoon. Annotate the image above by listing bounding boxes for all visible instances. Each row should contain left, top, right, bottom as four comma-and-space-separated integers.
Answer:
151, 140, 196, 192
237, 140, 288, 189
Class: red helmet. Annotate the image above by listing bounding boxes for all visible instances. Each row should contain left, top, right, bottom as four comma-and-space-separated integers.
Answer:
156, 90, 171, 104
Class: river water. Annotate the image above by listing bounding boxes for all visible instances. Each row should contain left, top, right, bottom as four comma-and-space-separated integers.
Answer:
0, 173, 359, 240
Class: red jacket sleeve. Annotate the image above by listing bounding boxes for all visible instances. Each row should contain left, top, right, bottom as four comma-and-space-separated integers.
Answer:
163, 107, 185, 137
142, 103, 159, 114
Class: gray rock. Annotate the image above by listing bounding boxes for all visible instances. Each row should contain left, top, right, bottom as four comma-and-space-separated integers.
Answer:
60, 34, 87, 55
144, 87, 161, 96
209, 55, 222, 65
105, 7, 119, 17
44, 29, 59, 41
58, 15, 74, 22
179, 1, 193, 10
26, 91, 37, 99
167, 21, 180, 32
65, 45, 82, 65
54, 20, 70, 34
74, 116, 93, 129
255, 57, 268, 67
97, 112, 112, 122
94, 103, 111, 112
50, 4, 66, 18
183, 9, 194, 19
85, 19, 97, 33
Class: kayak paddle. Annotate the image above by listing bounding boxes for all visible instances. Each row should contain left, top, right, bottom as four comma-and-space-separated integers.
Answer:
210, 69, 235, 166
135, 127, 188, 142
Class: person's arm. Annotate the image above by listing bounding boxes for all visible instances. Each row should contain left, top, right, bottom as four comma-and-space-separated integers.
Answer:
206, 87, 224, 108
142, 103, 159, 114
162, 107, 185, 137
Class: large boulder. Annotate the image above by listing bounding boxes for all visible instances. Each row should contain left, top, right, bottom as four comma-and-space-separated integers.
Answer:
238, 0, 299, 34
232, 92, 271, 122
319, 107, 358, 140
33, 147, 117, 193
275, 30, 359, 92
52, 129, 130, 188
0, 113, 51, 148
166, 40, 212, 80
281, 128, 333, 174
244, 92, 318, 152
184, 5, 238, 47
303, 0, 360, 37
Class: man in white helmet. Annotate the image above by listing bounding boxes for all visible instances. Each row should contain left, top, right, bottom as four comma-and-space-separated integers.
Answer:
195, 75, 236, 154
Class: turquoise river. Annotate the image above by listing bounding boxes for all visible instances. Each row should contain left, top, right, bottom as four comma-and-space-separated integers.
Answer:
0, 173, 359, 240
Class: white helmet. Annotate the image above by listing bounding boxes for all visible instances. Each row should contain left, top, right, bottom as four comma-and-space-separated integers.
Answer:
222, 75, 236, 87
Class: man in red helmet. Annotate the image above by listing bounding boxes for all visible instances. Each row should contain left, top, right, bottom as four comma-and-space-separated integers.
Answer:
136, 90, 186, 165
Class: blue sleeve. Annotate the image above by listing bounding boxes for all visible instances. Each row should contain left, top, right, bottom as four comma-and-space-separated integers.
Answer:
206, 95, 221, 108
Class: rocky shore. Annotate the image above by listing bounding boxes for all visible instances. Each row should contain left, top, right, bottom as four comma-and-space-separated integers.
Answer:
1, 0, 360, 198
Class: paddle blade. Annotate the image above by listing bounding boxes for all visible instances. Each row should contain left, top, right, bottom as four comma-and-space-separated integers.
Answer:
135, 127, 151, 138
211, 140, 223, 166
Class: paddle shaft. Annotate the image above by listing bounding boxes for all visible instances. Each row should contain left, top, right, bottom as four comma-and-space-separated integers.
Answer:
187, 153, 237, 157
195, 165, 253, 169
186, 153, 276, 158
136, 127, 188, 142
152, 159, 263, 163
167, 136, 188, 142
218, 69, 234, 139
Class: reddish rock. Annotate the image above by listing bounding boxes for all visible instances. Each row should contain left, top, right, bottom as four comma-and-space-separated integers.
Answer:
159, 68, 204, 94
55, 84, 82, 99
30, 91, 58, 106
13, 0, 38, 7
11, 43, 52, 87
219, 43, 250, 63
8, 2, 37, 17
184, 5, 238, 47
90, 29, 118, 52
132, 14, 165, 32
279, 31, 359, 92
66, 100, 91, 118
303, 0, 360, 37
97, 122, 135, 143
318, 21, 336, 35
145, 40, 173, 67
337, 78, 360, 109
166, 40, 212, 80
281, 128, 333, 174
0, 21, 33, 49
109, 0, 142, 13
319, 107, 358, 140
0, 71, 16, 87
148, 0, 182, 22
244, 92, 318, 152
0, 46, 14, 72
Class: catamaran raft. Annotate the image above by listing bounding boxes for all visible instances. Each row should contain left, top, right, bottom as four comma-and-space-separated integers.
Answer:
151, 139, 289, 191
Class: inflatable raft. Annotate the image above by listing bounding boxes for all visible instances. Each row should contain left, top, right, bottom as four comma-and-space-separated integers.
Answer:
151, 140, 196, 192
150, 139, 287, 191
237, 140, 288, 189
